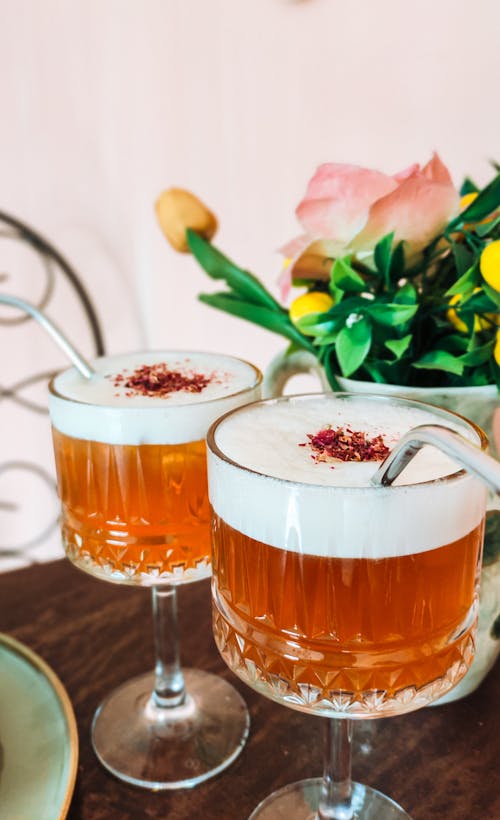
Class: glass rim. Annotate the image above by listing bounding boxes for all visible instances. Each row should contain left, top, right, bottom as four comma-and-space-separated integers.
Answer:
48, 349, 263, 412
206, 391, 489, 492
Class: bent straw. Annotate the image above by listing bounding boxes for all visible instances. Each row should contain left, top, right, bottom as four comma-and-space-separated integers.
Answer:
372, 424, 500, 496
0, 293, 95, 379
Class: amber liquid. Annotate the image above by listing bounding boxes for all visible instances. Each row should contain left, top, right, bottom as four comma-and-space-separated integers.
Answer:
52, 429, 210, 584
212, 515, 484, 717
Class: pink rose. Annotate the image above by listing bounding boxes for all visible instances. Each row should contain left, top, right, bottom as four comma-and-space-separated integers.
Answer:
280, 153, 459, 297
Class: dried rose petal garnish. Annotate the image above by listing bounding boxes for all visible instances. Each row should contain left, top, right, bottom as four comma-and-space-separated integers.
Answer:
109, 363, 212, 398
301, 426, 390, 463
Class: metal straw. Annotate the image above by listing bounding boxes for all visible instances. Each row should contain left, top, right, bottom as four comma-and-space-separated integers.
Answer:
0, 293, 95, 379
372, 424, 500, 496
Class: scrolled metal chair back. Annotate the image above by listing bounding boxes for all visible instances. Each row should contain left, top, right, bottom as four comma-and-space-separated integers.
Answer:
0, 211, 104, 560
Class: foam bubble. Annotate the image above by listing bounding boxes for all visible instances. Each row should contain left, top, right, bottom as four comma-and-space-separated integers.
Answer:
49, 351, 261, 444
208, 395, 487, 559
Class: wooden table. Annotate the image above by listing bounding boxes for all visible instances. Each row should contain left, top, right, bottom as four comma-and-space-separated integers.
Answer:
1, 560, 498, 819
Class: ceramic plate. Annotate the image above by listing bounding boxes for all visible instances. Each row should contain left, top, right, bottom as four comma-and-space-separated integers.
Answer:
0, 633, 78, 819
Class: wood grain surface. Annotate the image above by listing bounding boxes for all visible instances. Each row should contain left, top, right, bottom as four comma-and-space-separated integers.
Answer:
1, 560, 498, 820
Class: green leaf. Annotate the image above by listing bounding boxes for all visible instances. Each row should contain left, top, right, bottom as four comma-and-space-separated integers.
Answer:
295, 313, 337, 338
390, 241, 406, 278
374, 232, 395, 287
285, 342, 304, 357
475, 213, 500, 237
314, 331, 341, 347
187, 229, 281, 311
490, 358, 500, 391
459, 343, 494, 367
362, 361, 388, 383
335, 317, 372, 377
198, 292, 315, 352
384, 334, 412, 360
483, 510, 500, 565
455, 310, 477, 336
469, 367, 491, 386
325, 295, 370, 319
445, 265, 478, 297
394, 283, 417, 304
460, 177, 479, 196
482, 282, 500, 309
447, 172, 500, 232
439, 334, 469, 354
320, 348, 342, 390
412, 350, 465, 376
330, 284, 345, 304
459, 290, 498, 313
330, 257, 366, 292
451, 241, 475, 279
366, 302, 418, 327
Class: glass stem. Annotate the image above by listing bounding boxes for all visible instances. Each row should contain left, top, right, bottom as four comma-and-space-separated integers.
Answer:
151, 585, 186, 709
317, 718, 354, 820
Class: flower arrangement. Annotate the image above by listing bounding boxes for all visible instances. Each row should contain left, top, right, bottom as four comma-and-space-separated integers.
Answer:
156, 154, 500, 391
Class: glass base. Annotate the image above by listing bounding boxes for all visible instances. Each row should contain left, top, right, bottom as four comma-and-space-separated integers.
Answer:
249, 778, 412, 820
91, 668, 249, 790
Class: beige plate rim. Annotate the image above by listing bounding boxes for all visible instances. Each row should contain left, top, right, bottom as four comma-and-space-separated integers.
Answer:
0, 632, 79, 820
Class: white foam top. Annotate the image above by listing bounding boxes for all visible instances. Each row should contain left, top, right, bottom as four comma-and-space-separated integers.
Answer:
208, 395, 487, 559
49, 351, 261, 444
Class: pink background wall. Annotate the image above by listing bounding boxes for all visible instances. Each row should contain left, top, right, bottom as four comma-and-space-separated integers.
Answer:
1, 0, 499, 566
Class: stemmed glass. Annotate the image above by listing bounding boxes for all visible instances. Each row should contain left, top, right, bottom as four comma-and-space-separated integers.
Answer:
49, 350, 261, 789
207, 392, 491, 818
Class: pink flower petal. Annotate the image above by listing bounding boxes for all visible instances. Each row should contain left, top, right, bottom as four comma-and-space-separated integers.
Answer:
296, 164, 397, 243
277, 239, 341, 301
351, 170, 459, 257
421, 151, 454, 185
279, 235, 311, 259
277, 264, 293, 302
393, 163, 420, 182
280, 154, 458, 272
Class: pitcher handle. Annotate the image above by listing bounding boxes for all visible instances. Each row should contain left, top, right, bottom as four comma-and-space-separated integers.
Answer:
263, 350, 331, 398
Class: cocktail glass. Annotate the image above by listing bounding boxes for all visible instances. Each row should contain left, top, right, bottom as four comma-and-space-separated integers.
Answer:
207, 393, 489, 818
49, 350, 261, 789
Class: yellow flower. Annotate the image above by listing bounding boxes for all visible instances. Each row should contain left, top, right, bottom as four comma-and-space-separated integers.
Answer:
480, 241, 500, 292
289, 292, 334, 325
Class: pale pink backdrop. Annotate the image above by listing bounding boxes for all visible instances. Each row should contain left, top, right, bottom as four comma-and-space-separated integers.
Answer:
1, 0, 499, 567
